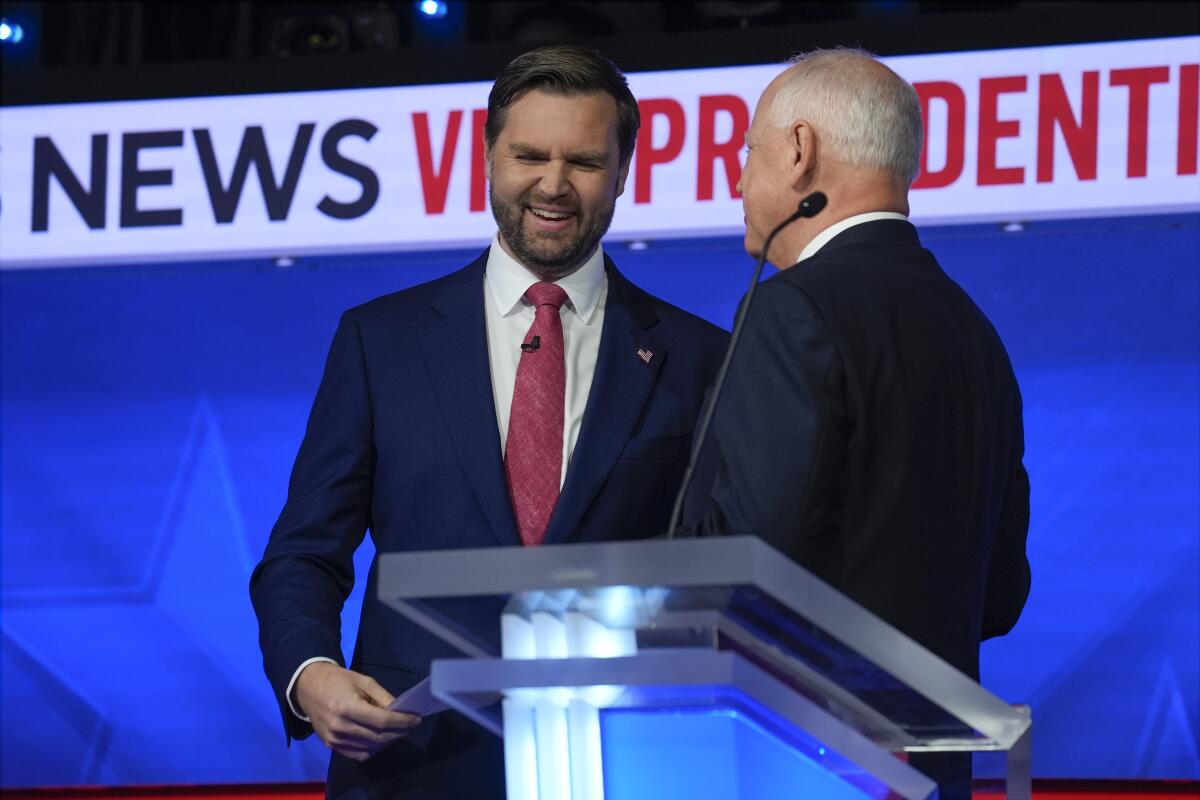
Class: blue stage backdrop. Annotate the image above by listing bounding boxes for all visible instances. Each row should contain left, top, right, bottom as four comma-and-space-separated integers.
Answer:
1, 213, 1197, 785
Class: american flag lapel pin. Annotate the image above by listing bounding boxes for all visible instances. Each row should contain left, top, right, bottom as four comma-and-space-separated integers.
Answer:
636, 347, 654, 365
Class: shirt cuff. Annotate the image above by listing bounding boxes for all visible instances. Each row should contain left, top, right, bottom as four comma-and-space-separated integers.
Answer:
286, 656, 339, 722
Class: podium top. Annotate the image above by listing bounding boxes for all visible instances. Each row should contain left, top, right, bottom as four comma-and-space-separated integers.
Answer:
377, 535, 1029, 750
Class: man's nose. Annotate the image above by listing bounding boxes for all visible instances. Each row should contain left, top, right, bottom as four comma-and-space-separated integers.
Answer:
537, 160, 570, 198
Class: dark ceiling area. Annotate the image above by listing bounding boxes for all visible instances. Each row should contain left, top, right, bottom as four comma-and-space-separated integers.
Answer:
1, 1, 1197, 105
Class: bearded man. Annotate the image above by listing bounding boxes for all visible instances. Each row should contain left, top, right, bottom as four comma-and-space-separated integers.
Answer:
251, 45, 728, 798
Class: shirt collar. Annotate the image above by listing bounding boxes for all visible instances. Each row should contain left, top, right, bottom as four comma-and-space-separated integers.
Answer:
795, 211, 909, 264
485, 235, 606, 324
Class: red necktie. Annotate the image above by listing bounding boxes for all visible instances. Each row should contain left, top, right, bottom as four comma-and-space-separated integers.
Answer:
505, 282, 569, 546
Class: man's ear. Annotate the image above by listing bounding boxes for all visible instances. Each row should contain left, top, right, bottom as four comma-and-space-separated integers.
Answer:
790, 121, 816, 189
485, 146, 494, 182
615, 157, 631, 198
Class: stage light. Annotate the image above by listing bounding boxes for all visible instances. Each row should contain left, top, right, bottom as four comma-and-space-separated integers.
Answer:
417, 1, 448, 19
0, 19, 26, 45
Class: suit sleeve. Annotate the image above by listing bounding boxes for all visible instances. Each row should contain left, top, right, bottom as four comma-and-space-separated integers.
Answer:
982, 413, 1031, 639
249, 312, 375, 740
680, 279, 844, 558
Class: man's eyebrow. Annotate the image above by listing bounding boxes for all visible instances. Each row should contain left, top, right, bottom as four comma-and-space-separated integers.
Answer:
508, 143, 548, 158
506, 143, 610, 163
569, 150, 608, 163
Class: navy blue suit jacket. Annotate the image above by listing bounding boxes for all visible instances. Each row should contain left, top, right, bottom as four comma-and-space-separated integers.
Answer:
683, 220, 1029, 678
680, 220, 1029, 800
251, 249, 727, 797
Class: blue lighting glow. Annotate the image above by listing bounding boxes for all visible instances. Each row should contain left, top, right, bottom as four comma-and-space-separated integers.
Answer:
600, 708, 873, 799
0, 215, 1196, 784
0, 19, 26, 44
417, 0, 448, 19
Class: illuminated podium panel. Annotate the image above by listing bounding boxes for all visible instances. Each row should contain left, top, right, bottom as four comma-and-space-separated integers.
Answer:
378, 536, 1031, 800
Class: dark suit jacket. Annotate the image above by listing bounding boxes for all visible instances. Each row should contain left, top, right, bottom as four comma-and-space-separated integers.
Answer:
682, 218, 1030, 681
681, 219, 1029, 800
250, 249, 727, 798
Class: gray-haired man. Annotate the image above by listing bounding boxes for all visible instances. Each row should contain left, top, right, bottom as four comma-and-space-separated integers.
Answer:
681, 50, 1031, 799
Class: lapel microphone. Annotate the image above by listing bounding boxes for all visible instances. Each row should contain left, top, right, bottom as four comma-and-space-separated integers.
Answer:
521, 335, 541, 353
666, 191, 828, 539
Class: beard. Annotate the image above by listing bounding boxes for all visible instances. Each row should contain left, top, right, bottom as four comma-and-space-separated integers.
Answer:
490, 186, 615, 281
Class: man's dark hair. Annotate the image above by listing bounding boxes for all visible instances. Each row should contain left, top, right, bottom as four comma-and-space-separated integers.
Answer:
486, 45, 641, 166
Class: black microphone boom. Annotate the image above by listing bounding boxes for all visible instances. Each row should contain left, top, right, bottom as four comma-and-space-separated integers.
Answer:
666, 191, 828, 539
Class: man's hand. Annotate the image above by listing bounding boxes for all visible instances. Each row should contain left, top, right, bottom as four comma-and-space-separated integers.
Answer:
295, 661, 422, 762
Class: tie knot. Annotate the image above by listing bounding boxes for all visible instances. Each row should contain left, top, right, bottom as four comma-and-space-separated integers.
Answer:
525, 282, 569, 311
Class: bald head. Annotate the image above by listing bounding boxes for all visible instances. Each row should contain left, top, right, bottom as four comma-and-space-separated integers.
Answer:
768, 49, 923, 187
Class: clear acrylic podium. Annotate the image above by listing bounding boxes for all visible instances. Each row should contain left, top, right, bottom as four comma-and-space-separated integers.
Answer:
378, 536, 1030, 800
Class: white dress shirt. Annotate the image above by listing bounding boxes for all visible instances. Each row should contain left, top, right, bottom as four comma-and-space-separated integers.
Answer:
795, 211, 909, 264
286, 237, 608, 722
484, 235, 607, 487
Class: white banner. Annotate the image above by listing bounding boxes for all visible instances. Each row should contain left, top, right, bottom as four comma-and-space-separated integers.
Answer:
1, 36, 1196, 268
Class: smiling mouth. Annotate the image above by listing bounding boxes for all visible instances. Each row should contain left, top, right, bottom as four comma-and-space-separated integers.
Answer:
528, 207, 575, 221
525, 206, 578, 235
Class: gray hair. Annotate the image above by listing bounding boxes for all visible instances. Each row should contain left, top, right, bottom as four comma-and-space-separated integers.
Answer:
769, 48, 923, 186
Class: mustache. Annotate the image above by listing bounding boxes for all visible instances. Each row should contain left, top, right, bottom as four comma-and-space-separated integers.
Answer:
521, 192, 579, 212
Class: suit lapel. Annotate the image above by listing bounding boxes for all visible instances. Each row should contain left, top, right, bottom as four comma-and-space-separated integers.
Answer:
541, 259, 664, 545
416, 252, 520, 547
